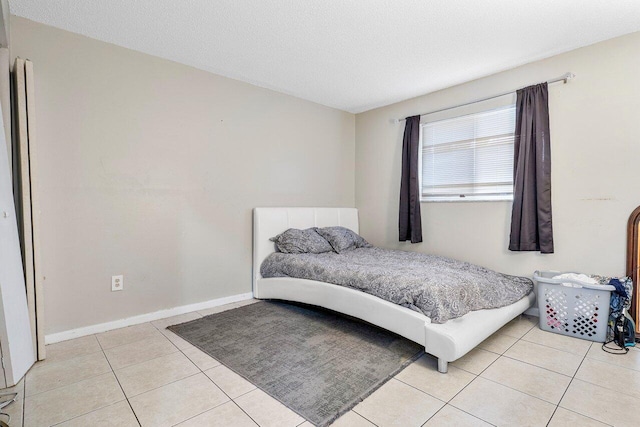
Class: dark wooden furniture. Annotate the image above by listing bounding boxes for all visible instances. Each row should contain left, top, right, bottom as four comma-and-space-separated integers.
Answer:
626, 206, 640, 335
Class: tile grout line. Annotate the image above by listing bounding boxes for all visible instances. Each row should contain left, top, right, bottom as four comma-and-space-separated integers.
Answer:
570, 367, 640, 396
101, 338, 178, 358
553, 406, 615, 427
107, 315, 233, 426
419, 399, 497, 427
350, 410, 380, 427
124, 366, 235, 426
453, 332, 538, 375
479, 376, 564, 407
151, 303, 278, 426
485, 330, 594, 379
123, 368, 203, 400
110, 347, 183, 372
544, 342, 591, 427
518, 317, 601, 347
25, 333, 186, 401
496, 318, 538, 341
228, 385, 257, 401
350, 407, 381, 427
26, 335, 195, 401
152, 306, 298, 427
163, 349, 242, 426
391, 368, 492, 426
41, 315, 271, 427
391, 377, 448, 404
580, 350, 640, 373
165, 374, 261, 427
391, 319, 535, 426
22, 352, 112, 399
230, 388, 307, 427
103, 318, 206, 385
48, 400, 131, 427
25, 341, 163, 399
493, 316, 599, 357
168, 400, 250, 427
496, 353, 577, 377
421, 408, 497, 427
498, 332, 635, 426
228, 401, 261, 427
443, 327, 526, 427
482, 328, 582, 425
150, 315, 264, 427
44, 334, 142, 427
107, 338, 182, 372
97, 333, 144, 427
98, 328, 168, 352
518, 336, 592, 356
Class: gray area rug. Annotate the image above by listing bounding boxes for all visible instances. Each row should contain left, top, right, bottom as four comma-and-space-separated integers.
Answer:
168, 301, 424, 426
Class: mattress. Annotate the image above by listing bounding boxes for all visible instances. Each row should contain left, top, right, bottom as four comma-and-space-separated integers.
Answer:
260, 247, 533, 323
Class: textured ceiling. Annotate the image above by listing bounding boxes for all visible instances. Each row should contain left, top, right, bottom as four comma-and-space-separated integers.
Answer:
9, 0, 640, 113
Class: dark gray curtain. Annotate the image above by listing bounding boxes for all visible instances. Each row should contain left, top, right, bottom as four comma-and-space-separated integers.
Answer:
509, 83, 553, 253
399, 115, 422, 243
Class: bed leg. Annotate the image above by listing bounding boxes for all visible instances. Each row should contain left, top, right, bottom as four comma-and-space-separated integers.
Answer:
437, 359, 448, 374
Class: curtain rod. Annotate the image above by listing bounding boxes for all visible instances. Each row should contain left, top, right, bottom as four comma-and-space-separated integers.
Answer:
393, 72, 575, 123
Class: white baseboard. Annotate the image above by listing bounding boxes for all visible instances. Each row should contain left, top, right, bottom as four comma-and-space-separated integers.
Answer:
45, 292, 254, 345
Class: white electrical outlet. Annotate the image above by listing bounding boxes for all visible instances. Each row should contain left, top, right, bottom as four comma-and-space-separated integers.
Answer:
111, 275, 124, 292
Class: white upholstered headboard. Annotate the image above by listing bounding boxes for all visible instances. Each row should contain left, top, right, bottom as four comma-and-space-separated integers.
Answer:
252, 207, 359, 295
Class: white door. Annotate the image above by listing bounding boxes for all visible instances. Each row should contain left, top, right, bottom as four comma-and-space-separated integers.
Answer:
0, 91, 34, 386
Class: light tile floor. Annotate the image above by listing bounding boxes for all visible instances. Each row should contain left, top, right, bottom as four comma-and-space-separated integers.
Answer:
3, 300, 638, 426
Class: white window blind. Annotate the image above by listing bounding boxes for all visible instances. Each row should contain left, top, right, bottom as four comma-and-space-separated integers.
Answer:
420, 105, 516, 202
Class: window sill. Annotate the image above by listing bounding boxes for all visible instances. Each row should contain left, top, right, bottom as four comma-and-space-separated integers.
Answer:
420, 197, 513, 203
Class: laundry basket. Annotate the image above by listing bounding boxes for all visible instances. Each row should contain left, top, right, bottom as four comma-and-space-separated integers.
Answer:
533, 271, 616, 342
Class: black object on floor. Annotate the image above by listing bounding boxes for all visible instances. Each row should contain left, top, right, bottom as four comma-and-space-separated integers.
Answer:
168, 301, 423, 427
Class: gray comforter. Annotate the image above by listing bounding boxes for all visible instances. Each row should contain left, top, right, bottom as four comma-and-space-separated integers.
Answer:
260, 247, 533, 323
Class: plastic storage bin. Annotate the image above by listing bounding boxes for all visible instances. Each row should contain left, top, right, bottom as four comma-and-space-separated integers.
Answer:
533, 271, 616, 342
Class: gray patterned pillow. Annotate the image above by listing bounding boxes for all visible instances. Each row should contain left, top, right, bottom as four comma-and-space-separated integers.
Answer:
316, 226, 372, 254
270, 228, 333, 254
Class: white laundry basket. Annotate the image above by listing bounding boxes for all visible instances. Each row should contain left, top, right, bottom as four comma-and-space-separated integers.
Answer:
533, 271, 615, 342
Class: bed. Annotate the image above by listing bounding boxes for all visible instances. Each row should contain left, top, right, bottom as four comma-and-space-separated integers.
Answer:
253, 207, 535, 373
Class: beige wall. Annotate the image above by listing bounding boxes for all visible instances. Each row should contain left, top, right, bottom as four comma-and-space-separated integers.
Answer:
10, 17, 355, 334
356, 31, 640, 278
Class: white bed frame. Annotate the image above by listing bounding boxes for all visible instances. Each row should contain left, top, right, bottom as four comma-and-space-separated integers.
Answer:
253, 207, 534, 373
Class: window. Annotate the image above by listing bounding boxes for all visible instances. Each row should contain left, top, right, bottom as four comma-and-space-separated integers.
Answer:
420, 105, 516, 202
